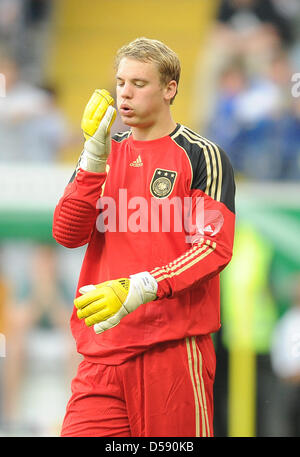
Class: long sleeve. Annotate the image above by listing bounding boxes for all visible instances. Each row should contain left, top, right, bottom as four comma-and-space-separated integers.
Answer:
53, 168, 106, 248
150, 133, 236, 300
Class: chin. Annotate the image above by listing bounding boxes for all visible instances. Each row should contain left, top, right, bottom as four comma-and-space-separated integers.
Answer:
121, 117, 139, 127
122, 116, 153, 129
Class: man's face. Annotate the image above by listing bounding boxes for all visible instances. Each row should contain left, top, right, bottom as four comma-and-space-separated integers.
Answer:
116, 57, 169, 128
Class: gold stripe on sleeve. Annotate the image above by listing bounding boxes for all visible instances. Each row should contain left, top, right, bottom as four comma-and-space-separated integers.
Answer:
152, 242, 216, 283
152, 242, 207, 277
151, 240, 204, 275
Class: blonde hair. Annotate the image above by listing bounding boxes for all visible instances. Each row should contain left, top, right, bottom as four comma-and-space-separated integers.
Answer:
115, 37, 181, 104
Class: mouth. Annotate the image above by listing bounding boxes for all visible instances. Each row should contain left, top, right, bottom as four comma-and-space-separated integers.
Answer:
119, 104, 134, 116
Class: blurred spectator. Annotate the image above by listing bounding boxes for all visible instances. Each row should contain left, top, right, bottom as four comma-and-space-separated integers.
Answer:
0, 43, 78, 435
0, 51, 68, 163
206, 48, 300, 180
271, 276, 300, 382
1, 243, 81, 435
197, 0, 300, 140
23, 0, 51, 25
269, 276, 300, 436
205, 56, 248, 173
205, 53, 281, 178
216, 0, 295, 49
213, 0, 298, 74
0, 0, 52, 82
21, 0, 52, 82
0, 0, 23, 56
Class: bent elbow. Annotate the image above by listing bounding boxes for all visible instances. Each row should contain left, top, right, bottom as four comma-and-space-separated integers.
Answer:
52, 199, 96, 248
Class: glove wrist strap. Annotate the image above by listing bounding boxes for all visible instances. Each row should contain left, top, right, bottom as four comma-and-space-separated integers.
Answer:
79, 150, 107, 173
130, 271, 158, 304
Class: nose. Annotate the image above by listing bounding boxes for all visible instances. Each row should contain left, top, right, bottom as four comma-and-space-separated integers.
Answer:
119, 82, 133, 99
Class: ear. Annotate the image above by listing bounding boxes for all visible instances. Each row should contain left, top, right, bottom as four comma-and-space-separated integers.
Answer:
164, 80, 177, 103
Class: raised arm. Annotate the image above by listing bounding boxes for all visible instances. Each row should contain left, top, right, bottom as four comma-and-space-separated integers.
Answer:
52, 89, 116, 248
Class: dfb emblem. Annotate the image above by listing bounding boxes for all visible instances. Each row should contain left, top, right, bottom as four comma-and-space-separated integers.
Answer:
150, 168, 177, 199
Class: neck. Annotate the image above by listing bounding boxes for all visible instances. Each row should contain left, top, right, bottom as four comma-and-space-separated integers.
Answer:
131, 114, 177, 141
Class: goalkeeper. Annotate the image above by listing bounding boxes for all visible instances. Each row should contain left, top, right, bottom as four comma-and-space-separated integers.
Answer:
53, 37, 236, 437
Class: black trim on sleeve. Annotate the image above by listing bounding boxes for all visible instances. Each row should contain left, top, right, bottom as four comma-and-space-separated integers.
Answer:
112, 130, 132, 143
171, 126, 235, 214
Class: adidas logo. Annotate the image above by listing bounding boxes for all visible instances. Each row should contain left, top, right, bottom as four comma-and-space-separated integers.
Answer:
204, 225, 214, 233
130, 155, 143, 167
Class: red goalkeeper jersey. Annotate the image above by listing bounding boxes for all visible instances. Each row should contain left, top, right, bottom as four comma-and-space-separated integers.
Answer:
53, 124, 236, 365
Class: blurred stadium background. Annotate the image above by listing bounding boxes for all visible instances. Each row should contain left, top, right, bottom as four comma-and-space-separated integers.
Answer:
0, 0, 300, 437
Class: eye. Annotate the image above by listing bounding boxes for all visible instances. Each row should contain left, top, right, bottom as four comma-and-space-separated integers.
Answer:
134, 81, 145, 88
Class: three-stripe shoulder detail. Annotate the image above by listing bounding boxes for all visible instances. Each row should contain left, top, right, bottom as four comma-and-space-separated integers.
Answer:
171, 125, 223, 202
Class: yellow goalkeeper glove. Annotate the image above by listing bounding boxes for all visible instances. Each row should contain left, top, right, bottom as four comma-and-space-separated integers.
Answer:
74, 272, 158, 334
78, 89, 116, 173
